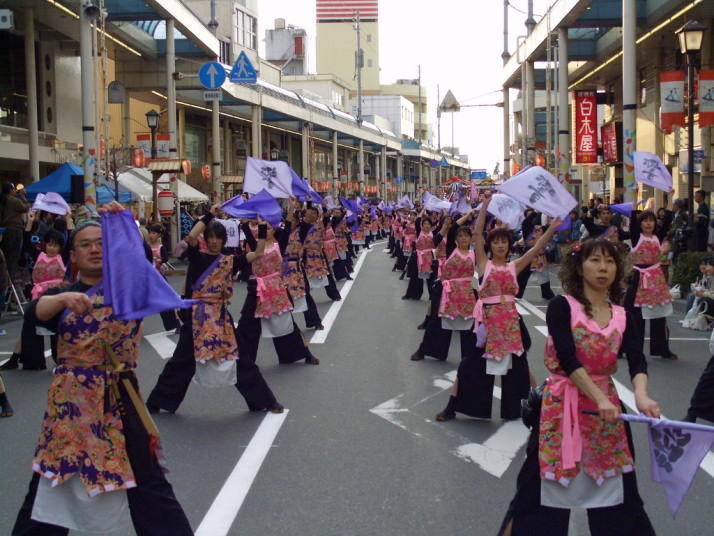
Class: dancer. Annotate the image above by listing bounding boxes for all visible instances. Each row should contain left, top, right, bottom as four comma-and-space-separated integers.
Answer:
0, 373, 12, 417
237, 215, 319, 366
10, 206, 193, 535
410, 213, 476, 362
498, 238, 659, 536
402, 212, 436, 300
436, 192, 559, 421
147, 205, 282, 414
626, 208, 677, 359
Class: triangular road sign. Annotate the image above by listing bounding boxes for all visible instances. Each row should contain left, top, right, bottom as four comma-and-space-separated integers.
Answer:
439, 90, 460, 112
230, 51, 258, 83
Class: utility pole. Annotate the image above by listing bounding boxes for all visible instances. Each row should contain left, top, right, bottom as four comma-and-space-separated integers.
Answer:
417, 65, 422, 144
436, 83, 441, 151
354, 11, 363, 124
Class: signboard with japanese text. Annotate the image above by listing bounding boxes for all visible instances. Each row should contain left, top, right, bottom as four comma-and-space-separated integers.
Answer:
136, 134, 170, 159
601, 122, 621, 164
574, 90, 598, 164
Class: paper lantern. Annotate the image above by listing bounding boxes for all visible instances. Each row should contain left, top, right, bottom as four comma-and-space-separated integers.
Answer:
158, 190, 174, 217
201, 164, 211, 180
132, 148, 145, 168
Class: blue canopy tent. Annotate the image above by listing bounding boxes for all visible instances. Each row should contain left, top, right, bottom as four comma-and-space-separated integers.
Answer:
97, 184, 133, 205
24, 162, 83, 202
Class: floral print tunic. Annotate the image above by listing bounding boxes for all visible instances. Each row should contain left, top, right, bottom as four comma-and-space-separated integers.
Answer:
434, 239, 447, 279
31, 252, 67, 300
438, 248, 476, 319
476, 261, 523, 360
539, 295, 633, 486
324, 226, 339, 263
304, 222, 330, 280
403, 223, 417, 252
253, 242, 293, 318
32, 285, 143, 496
630, 234, 671, 308
190, 255, 238, 364
415, 232, 435, 275
282, 226, 307, 301
334, 218, 349, 253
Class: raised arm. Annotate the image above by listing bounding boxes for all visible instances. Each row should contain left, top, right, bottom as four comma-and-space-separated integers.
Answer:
473, 193, 491, 273
186, 204, 220, 247
245, 222, 267, 263
514, 219, 562, 274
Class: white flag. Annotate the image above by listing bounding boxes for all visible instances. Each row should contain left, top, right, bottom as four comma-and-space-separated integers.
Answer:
496, 166, 576, 219
633, 152, 673, 193
485, 193, 525, 230
423, 192, 451, 212
243, 157, 293, 198
32, 192, 70, 215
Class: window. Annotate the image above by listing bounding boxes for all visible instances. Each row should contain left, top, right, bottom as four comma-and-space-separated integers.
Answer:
235, 8, 257, 50
219, 40, 231, 65
367, 59, 373, 68
366, 34, 372, 42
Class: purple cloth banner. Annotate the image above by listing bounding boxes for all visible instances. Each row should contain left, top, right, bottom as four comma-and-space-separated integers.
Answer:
222, 188, 283, 227
339, 196, 363, 215
620, 413, 714, 516
101, 210, 195, 320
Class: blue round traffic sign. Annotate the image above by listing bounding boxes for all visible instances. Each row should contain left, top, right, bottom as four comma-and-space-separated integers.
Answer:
199, 62, 226, 90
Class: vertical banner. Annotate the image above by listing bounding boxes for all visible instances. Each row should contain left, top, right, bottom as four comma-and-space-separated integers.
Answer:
660, 71, 686, 133
574, 90, 598, 163
699, 70, 714, 128
136, 134, 170, 159
601, 122, 621, 163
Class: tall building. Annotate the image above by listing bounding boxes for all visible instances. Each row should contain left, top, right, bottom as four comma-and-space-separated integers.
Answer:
315, 0, 380, 92
265, 19, 307, 75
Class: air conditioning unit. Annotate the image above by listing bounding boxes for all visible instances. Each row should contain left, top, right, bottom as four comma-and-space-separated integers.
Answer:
0, 10, 14, 30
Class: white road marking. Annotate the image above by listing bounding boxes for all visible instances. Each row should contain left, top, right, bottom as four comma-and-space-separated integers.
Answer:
0, 349, 52, 367
310, 249, 370, 344
144, 331, 178, 359
195, 411, 289, 536
646, 337, 708, 341
520, 298, 714, 480
454, 420, 531, 478
515, 303, 530, 316
517, 298, 546, 320
535, 325, 548, 337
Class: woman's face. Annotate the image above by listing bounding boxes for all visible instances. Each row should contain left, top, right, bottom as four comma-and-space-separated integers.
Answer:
206, 234, 224, 255
705, 264, 714, 276
581, 247, 617, 292
421, 220, 432, 233
657, 209, 666, 219
490, 236, 510, 259
641, 217, 656, 234
148, 231, 161, 242
456, 231, 471, 249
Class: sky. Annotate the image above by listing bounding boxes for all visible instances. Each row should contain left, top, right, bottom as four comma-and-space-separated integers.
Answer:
258, 0, 553, 171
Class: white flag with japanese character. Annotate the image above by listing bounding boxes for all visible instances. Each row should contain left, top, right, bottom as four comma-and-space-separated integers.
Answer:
634, 152, 673, 193
495, 166, 576, 219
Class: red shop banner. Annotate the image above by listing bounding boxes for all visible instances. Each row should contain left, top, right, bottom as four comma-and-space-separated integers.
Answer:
601, 122, 621, 163
574, 90, 598, 163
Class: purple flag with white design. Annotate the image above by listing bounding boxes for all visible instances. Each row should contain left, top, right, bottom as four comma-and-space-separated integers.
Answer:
396, 195, 414, 210
620, 413, 714, 516
222, 188, 283, 227
634, 152, 673, 193
243, 157, 293, 198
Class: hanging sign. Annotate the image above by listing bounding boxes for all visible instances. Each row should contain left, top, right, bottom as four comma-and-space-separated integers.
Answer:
574, 90, 598, 163
660, 71, 685, 133
699, 70, 714, 128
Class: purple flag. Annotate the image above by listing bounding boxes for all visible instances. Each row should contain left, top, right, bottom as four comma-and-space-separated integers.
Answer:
222, 188, 283, 227
324, 195, 337, 210
370, 205, 377, 219
634, 152, 673, 193
396, 195, 414, 210
556, 217, 572, 231
289, 168, 312, 201
621, 413, 714, 516
101, 210, 195, 320
339, 196, 363, 215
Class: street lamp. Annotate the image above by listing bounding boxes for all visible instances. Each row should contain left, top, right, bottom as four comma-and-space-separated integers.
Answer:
145, 109, 160, 221
674, 20, 705, 243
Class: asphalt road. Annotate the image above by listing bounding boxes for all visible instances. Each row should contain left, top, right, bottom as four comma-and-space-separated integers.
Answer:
1, 245, 713, 535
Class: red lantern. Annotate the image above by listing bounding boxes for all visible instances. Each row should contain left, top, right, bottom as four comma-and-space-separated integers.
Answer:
158, 191, 175, 217
201, 164, 211, 180
132, 148, 145, 168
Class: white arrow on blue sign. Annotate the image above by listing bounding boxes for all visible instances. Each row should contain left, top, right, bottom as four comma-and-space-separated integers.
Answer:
198, 62, 226, 90
230, 51, 257, 83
